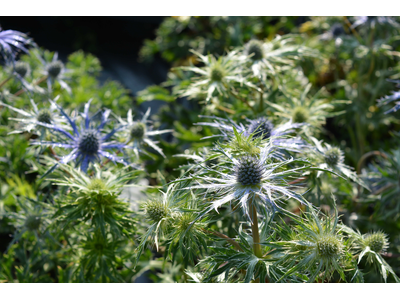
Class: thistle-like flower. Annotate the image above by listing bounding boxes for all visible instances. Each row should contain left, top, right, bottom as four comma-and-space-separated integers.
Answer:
309, 137, 365, 186
37, 51, 71, 94
51, 163, 139, 237
0, 27, 33, 65
240, 35, 317, 78
5, 197, 53, 250
116, 108, 172, 158
277, 204, 347, 282
178, 50, 259, 102
268, 84, 338, 135
32, 99, 127, 173
197, 115, 306, 153
0, 96, 65, 136
184, 141, 309, 221
377, 80, 400, 114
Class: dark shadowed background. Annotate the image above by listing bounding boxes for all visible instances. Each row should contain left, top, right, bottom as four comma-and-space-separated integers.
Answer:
0, 16, 170, 95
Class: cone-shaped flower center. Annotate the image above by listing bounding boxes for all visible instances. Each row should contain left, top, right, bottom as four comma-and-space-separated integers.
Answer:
88, 178, 107, 191
210, 65, 224, 82
37, 109, 52, 124
236, 156, 264, 186
247, 117, 274, 140
78, 129, 100, 154
324, 148, 341, 167
14, 61, 30, 78
316, 236, 341, 258
24, 215, 41, 231
130, 122, 146, 140
246, 40, 264, 61
292, 106, 309, 123
365, 233, 387, 253
47, 60, 64, 78
146, 201, 168, 223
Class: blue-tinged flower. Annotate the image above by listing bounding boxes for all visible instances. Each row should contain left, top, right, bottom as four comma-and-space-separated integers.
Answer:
184, 142, 310, 221
31, 99, 127, 173
197, 115, 306, 153
36, 51, 71, 94
351, 16, 400, 30
0, 96, 65, 136
0, 27, 33, 65
116, 108, 172, 158
377, 80, 400, 114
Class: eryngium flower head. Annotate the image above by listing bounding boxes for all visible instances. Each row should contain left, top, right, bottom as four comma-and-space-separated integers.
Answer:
244, 40, 265, 61
0, 97, 65, 136
309, 137, 366, 187
279, 204, 346, 283
145, 200, 169, 223
47, 60, 64, 78
0, 27, 33, 65
14, 61, 30, 78
236, 156, 264, 185
117, 108, 172, 158
363, 232, 389, 254
185, 142, 309, 221
37, 51, 71, 94
177, 49, 259, 102
32, 99, 127, 173
316, 235, 342, 259
197, 115, 306, 154
246, 117, 274, 140
324, 147, 342, 167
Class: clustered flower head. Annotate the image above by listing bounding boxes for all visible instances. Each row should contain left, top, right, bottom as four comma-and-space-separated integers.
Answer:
32, 99, 128, 173
0, 97, 65, 136
197, 115, 306, 154
116, 108, 172, 158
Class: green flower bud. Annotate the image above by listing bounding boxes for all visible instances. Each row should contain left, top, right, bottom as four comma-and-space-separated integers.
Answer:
145, 201, 168, 223
245, 40, 264, 61
316, 236, 341, 258
37, 109, 52, 124
47, 60, 64, 78
364, 232, 388, 253
14, 61, 30, 78
210, 65, 224, 82
24, 215, 41, 231
292, 106, 309, 123
324, 148, 342, 167
130, 122, 146, 140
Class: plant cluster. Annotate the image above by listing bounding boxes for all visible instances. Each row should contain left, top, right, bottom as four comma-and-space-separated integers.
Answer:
1, 16, 400, 283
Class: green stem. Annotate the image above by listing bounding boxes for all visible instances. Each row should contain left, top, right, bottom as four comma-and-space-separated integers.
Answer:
259, 91, 264, 113
250, 199, 262, 258
228, 89, 256, 113
0, 76, 12, 89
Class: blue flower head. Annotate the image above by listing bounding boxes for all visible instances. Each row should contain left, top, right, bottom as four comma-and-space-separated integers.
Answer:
0, 27, 33, 65
32, 99, 127, 173
197, 115, 306, 154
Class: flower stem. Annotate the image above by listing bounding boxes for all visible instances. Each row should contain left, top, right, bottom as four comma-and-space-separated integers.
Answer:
14, 75, 48, 96
228, 89, 256, 113
0, 76, 12, 89
250, 199, 262, 258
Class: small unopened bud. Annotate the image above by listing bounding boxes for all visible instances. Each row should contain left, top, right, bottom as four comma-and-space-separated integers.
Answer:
245, 40, 264, 61
14, 61, 30, 78
47, 60, 64, 78
364, 232, 388, 253
130, 122, 146, 140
